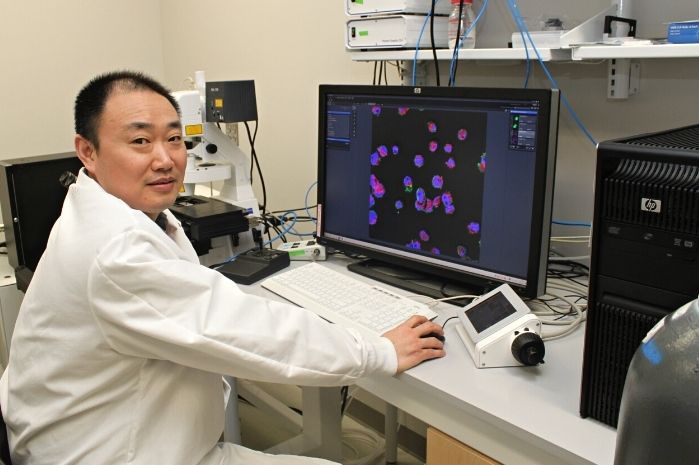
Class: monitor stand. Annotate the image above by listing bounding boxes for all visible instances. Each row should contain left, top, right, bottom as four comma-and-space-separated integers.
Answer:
346, 259, 483, 307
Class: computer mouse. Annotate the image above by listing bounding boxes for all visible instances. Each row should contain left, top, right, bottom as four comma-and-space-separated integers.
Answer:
422, 332, 446, 343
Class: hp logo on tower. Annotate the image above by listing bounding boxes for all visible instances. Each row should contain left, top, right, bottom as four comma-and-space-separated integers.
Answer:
641, 197, 662, 213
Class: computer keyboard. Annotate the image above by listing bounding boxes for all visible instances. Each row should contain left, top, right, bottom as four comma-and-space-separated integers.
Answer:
261, 262, 438, 336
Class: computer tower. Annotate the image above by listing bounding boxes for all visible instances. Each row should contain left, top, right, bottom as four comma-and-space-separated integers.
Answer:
580, 123, 699, 427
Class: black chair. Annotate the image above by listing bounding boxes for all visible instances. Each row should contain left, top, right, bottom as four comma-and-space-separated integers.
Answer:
0, 406, 11, 465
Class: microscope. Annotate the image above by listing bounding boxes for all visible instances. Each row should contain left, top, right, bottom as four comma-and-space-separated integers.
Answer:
170, 72, 288, 282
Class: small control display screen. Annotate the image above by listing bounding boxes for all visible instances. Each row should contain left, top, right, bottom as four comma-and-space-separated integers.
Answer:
465, 291, 516, 333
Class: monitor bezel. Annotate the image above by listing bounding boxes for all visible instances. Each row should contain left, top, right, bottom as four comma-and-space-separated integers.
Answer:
315, 85, 559, 298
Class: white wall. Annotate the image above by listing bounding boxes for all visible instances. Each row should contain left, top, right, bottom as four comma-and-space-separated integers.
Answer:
0, 0, 166, 159
159, 1, 388, 222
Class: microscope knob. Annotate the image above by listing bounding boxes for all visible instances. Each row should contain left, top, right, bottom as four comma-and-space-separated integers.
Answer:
511, 332, 545, 366
206, 143, 218, 154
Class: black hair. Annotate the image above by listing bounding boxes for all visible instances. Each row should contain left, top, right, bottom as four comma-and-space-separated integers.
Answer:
74, 70, 180, 148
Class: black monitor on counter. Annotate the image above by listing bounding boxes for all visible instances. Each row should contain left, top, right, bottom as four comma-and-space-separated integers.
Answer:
0, 152, 82, 292
315, 85, 559, 299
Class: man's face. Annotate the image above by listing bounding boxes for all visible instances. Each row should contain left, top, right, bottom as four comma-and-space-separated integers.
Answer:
76, 89, 186, 220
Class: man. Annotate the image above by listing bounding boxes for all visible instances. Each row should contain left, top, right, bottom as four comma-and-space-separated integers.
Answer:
0, 71, 445, 465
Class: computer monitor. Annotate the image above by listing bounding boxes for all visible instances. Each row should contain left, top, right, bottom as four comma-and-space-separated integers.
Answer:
315, 85, 559, 299
0, 152, 82, 292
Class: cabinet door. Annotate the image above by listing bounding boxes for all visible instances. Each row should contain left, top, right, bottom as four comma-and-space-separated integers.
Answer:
426, 427, 502, 465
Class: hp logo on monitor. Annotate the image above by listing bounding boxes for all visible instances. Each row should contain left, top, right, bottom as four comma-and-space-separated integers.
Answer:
641, 197, 662, 213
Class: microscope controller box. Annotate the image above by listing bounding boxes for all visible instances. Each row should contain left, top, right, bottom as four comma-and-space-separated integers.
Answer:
346, 0, 451, 16
346, 15, 448, 49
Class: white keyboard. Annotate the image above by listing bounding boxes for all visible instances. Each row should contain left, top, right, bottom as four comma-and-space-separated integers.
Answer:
261, 262, 438, 336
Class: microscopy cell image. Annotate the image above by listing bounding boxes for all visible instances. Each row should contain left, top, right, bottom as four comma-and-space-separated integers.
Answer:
419, 230, 430, 242
443, 143, 453, 154
392, 145, 400, 155
414, 154, 425, 168
477, 153, 487, 173
370, 151, 380, 166
431, 247, 441, 255
457, 128, 468, 141
468, 222, 481, 235
427, 121, 438, 133
377, 145, 389, 158
369, 194, 375, 208
403, 175, 414, 193
398, 107, 410, 116
445, 157, 456, 169
406, 239, 421, 249
369, 210, 378, 225
428, 140, 439, 153
457, 245, 469, 258
395, 199, 404, 210
432, 175, 444, 189
370, 174, 386, 198
371, 105, 382, 116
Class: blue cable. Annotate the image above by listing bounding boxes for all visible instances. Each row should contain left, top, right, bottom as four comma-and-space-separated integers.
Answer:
552, 220, 592, 228
305, 181, 317, 225
448, 0, 489, 86
413, 12, 432, 86
506, 0, 597, 146
263, 210, 299, 247
511, 8, 531, 88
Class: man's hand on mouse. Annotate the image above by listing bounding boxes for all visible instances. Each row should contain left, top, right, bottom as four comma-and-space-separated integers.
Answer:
382, 315, 446, 373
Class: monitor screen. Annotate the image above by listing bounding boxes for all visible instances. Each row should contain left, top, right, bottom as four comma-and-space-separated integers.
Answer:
315, 85, 559, 298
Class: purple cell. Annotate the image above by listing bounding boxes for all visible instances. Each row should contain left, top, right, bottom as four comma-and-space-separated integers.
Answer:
445, 157, 456, 169
441, 191, 453, 206
445, 204, 456, 215
395, 200, 404, 210
457, 128, 468, 141
373, 183, 385, 198
370, 174, 385, 198
392, 145, 399, 155
403, 175, 413, 192
431, 247, 441, 255
427, 121, 438, 133
406, 240, 421, 250
468, 222, 481, 235
477, 154, 487, 173
371, 105, 382, 116
370, 151, 380, 166
416, 187, 426, 203
398, 107, 410, 116
424, 199, 434, 213
414, 154, 425, 168
428, 141, 439, 153
369, 194, 375, 208
377, 145, 389, 158
369, 210, 378, 225
419, 230, 430, 242
457, 245, 468, 258
443, 143, 453, 154
432, 195, 442, 208
432, 175, 444, 189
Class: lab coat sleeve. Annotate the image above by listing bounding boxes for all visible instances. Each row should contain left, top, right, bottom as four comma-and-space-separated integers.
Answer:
87, 228, 397, 385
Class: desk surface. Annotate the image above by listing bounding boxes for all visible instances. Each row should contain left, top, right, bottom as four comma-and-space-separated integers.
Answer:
244, 258, 616, 465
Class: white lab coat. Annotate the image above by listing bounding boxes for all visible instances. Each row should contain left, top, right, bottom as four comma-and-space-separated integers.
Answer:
0, 170, 397, 465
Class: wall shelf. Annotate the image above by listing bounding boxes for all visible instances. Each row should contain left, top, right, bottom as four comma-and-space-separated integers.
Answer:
349, 43, 699, 63
571, 42, 699, 60
348, 47, 571, 62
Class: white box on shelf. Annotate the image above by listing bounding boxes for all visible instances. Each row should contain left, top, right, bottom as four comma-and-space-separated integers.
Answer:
346, 0, 451, 16
347, 15, 448, 49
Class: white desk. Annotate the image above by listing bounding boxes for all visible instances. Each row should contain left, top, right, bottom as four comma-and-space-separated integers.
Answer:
243, 258, 616, 465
